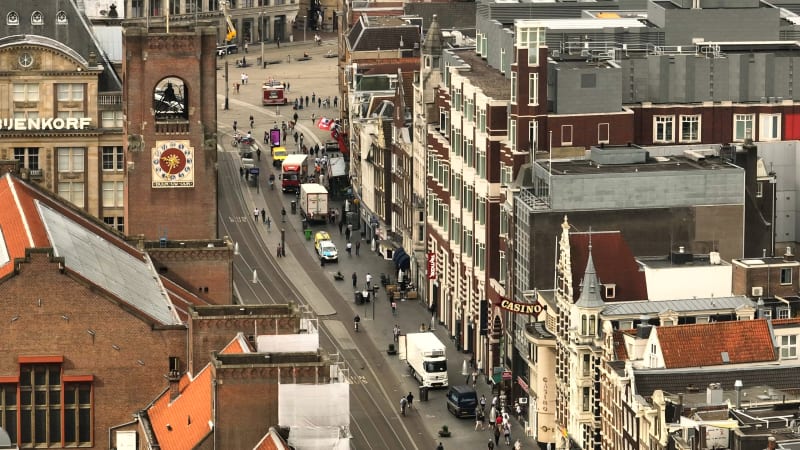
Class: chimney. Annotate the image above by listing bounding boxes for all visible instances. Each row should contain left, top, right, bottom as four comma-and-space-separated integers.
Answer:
168, 356, 181, 401
785, 247, 795, 262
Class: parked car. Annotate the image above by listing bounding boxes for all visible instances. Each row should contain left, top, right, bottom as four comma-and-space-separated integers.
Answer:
316, 240, 338, 262
445, 385, 477, 418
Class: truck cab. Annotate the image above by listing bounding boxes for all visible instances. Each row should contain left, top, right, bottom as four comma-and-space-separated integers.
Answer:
271, 146, 287, 168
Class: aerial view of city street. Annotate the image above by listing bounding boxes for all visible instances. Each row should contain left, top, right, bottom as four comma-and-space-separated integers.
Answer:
4, 0, 800, 449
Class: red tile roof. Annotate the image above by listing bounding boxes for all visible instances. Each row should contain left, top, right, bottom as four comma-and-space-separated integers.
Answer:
655, 319, 776, 369
570, 231, 648, 302
148, 365, 213, 450
252, 428, 290, 450
220, 333, 251, 354
772, 317, 800, 327
612, 330, 629, 361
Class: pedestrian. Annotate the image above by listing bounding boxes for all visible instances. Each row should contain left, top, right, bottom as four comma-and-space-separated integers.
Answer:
239, 166, 244, 178
475, 407, 485, 431
352, 272, 357, 288
276, 38, 280, 48
293, 112, 299, 123
333, 96, 338, 107
244, 42, 249, 53
253, 208, 260, 221
339, 221, 344, 235
365, 273, 372, 289
503, 423, 511, 446
299, 134, 304, 146
276, 243, 282, 257
294, 131, 299, 144
462, 359, 470, 384
346, 241, 352, 256
480, 394, 487, 411
305, 95, 309, 107
233, 120, 238, 132
281, 207, 286, 222
487, 439, 494, 450
406, 391, 414, 410
283, 133, 287, 143
493, 426, 500, 446
492, 395, 498, 409
436, 443, 444, 450
513, 439, 521, 450
235, 82, 240, 93
249, 115, 254, 128
261, 208, 266, 223
311, 113, 316, 124
318, 97, 322, 108
345, 227, 351, 241
256, 147, 261, 161
355, 240, 361, 255
266, 216, 271, 230
515, 402, 522, 421
312, 92, 316, 103
400, 396, 408, 416
286, 82, 291, 92
264, 130, 268, 144
391, 300, 397, 315
472, 369, 479, 388
393, 324, 400, 342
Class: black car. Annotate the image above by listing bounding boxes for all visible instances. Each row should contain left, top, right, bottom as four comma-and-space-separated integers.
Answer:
445, 385, 477, 418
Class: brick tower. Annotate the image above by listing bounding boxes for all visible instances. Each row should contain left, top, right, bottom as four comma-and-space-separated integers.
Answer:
123, 21, 218, 240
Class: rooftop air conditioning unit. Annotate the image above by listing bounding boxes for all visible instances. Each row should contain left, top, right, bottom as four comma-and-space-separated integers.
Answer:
752, 286, 763, 297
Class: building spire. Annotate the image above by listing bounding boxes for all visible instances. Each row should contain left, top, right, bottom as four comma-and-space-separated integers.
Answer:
576, 239, 604, 308
422, 14, 443, 57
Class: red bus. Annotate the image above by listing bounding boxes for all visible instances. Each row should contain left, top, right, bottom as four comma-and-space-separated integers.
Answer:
262, 82, 288, 105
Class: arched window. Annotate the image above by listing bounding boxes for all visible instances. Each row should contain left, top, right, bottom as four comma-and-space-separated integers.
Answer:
153, 77, 188, 120
31, 11, 44, 25
7, 11, 19, 25
581, 315, 587, 335
589, 315, 596, 336
56, 11, 68, 25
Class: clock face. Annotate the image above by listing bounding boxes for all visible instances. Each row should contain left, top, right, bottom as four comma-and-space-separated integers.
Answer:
18, 52, 33, 68
152, 141, 194, 188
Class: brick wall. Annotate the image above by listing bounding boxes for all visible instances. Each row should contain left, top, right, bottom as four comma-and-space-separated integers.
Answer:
0, 251, 186, 449
148, 245, 233, 305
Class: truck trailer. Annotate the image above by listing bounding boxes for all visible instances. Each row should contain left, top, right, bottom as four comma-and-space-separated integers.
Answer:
281, 154, 307, 193
299, 183, 329, 223
399, 332, 448, 388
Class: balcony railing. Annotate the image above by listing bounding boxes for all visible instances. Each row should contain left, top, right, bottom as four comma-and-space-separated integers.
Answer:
99, 92, 123, 105
155, 120, 190, 134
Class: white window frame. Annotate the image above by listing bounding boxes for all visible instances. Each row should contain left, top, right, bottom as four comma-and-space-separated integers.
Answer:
510, 71, 517, 104
102, 146, 124, 171
529, 73, 539, 106
57, 147, 85, 173
654, 115, 675, 143
781, 267, 792, 285
500, 48, 506, 74
58, 182, 85, 208
734, 113, 754, 142
13, 83, 39, 102
510, 119, 517, 151
781, 335, 797, 359
598, 123, 610, 144
679, 115, 701, 143
57, 83, 84, 102
101, 110, 124, 128
760, 113, 781, 141
102, 181, 124, 208
561, 125, 573, 146
529, 120, 538, 153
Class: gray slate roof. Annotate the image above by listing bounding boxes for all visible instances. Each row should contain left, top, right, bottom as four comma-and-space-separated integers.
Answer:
347, 16, 422, 52
634, 365, 800, 397
404, 3, 477, 32
39, 202, 180, 326
601, 296, 753, 318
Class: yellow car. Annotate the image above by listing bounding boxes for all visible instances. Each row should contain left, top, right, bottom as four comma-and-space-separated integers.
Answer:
272, 146, 287, 167
314, 231, 331, 248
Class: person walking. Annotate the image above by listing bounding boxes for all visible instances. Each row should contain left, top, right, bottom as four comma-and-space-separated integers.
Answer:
400, 396, 408, 416
311, 113, 316, 124
261, 208, 266, 223
503, 422, 511, 446
253, 208, 260, 222
355, 241, 361, 255
352, 272, 358, 288
475, 407, 485, 431
487, 439, 495, 450
365, 273, 372, 290
293, 112, 299, 123
233, 120, 238, 132
333, 96, 338, 107
393, 324, 400, 342
406, 392, 414, 410
480, 394, 487, 412
264, 130, 268, 144
493, 426, 500, 447
436, 443, 444, 450
266, 216, 271, 230
391, 300, 397, 316
294, 131, 299, 144
472, 369, 479, 388
305, 95, 309, 107
462, 359, 470, 384
249, 114, 254, 128
346, 241, 352, 256
256, 147, 261, 161
339, 221, 344, 235
312, 92, 316, 103
276, 243, 282, 258
281, 207, 286, 222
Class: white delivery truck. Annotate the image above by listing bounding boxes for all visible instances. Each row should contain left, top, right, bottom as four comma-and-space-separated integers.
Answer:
299, 183, 329, 223
399, 332, 448, 388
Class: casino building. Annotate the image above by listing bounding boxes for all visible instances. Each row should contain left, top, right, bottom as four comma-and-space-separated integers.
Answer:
0, 3, 126, 230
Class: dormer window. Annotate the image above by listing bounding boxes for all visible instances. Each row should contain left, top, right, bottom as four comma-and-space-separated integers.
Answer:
7, 11, 19, 25
604, 284, 616, 299
56, 11, 68, 25
31, 11, 44, 25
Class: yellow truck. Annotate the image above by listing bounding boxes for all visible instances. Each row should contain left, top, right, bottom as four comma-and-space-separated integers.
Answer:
271, 146, 287, 168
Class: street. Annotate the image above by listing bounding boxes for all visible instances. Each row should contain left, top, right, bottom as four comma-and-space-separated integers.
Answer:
215, 36, 539, 450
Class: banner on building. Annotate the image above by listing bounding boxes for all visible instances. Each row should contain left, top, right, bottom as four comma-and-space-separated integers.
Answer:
499, 297, 545, 317
426, 252, 436, 280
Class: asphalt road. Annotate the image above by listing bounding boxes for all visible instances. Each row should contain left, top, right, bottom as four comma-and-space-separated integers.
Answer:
215, 37, 541, 450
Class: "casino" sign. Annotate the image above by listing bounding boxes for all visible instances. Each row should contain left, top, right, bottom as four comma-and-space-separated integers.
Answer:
500, 297, 545, 317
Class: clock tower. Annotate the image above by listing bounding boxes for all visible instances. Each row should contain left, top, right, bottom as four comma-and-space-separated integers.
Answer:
122, 21, 218, 240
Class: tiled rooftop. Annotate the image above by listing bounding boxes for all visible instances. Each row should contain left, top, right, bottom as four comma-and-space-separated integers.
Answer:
656, 319, 776, 369
448, 48, 510, 100
148, 366, 213, 450
570, 231, 648, 302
